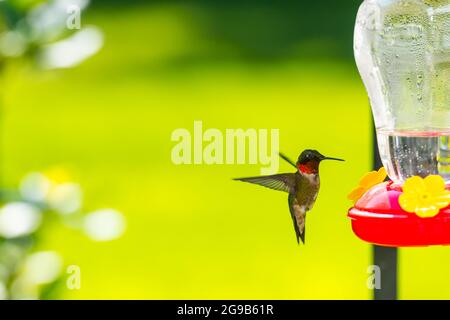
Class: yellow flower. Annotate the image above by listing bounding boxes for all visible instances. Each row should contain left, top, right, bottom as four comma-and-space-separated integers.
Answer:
399, 175, 450, 218
348, 167, 387, 203
44, 166, 72, 183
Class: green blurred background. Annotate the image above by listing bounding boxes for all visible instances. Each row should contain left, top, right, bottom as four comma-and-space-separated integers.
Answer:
1, 0, 449, 299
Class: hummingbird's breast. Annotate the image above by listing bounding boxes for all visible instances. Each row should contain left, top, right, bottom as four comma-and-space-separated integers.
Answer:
295, 173, 320, 211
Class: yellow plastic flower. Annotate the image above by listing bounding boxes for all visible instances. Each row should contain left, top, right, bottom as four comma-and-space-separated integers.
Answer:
348, 167, 387, 203
399, 175, 450, 218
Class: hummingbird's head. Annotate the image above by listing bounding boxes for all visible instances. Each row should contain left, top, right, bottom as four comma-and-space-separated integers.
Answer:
296, 150, 344, 174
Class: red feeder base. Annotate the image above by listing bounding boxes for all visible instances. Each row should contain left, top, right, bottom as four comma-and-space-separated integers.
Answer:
348, 182, 450, 247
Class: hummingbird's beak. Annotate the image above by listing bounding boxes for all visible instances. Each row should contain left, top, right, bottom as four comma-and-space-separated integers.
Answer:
322, 156, 345, 162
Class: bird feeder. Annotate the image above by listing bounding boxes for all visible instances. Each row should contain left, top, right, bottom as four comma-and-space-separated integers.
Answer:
349, 0, 450, 247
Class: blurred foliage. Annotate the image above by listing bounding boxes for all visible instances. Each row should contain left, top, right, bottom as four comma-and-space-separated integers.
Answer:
0, 0, 124, 300
0, 170, 125, 299
0, 0, 448, 300
2, 1, 374, 299
90, 0, 362, 61
0, 0, 102, 69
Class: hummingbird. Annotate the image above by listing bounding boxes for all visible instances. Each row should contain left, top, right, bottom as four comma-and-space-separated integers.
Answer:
234, 150, 344, 244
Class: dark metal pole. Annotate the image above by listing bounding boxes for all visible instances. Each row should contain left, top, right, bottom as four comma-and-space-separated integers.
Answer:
372, 120, 398, 300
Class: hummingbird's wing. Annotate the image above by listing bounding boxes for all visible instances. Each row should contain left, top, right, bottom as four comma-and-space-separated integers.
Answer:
233, 173, 296, 193
288, 193, 306, 244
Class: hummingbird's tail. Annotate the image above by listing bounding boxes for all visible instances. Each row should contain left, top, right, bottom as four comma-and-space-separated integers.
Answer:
299, 223, 305, 244
288, 194, 306, 245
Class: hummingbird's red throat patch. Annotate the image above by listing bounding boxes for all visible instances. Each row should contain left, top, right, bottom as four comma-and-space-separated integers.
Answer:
297, 162, 319, 174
